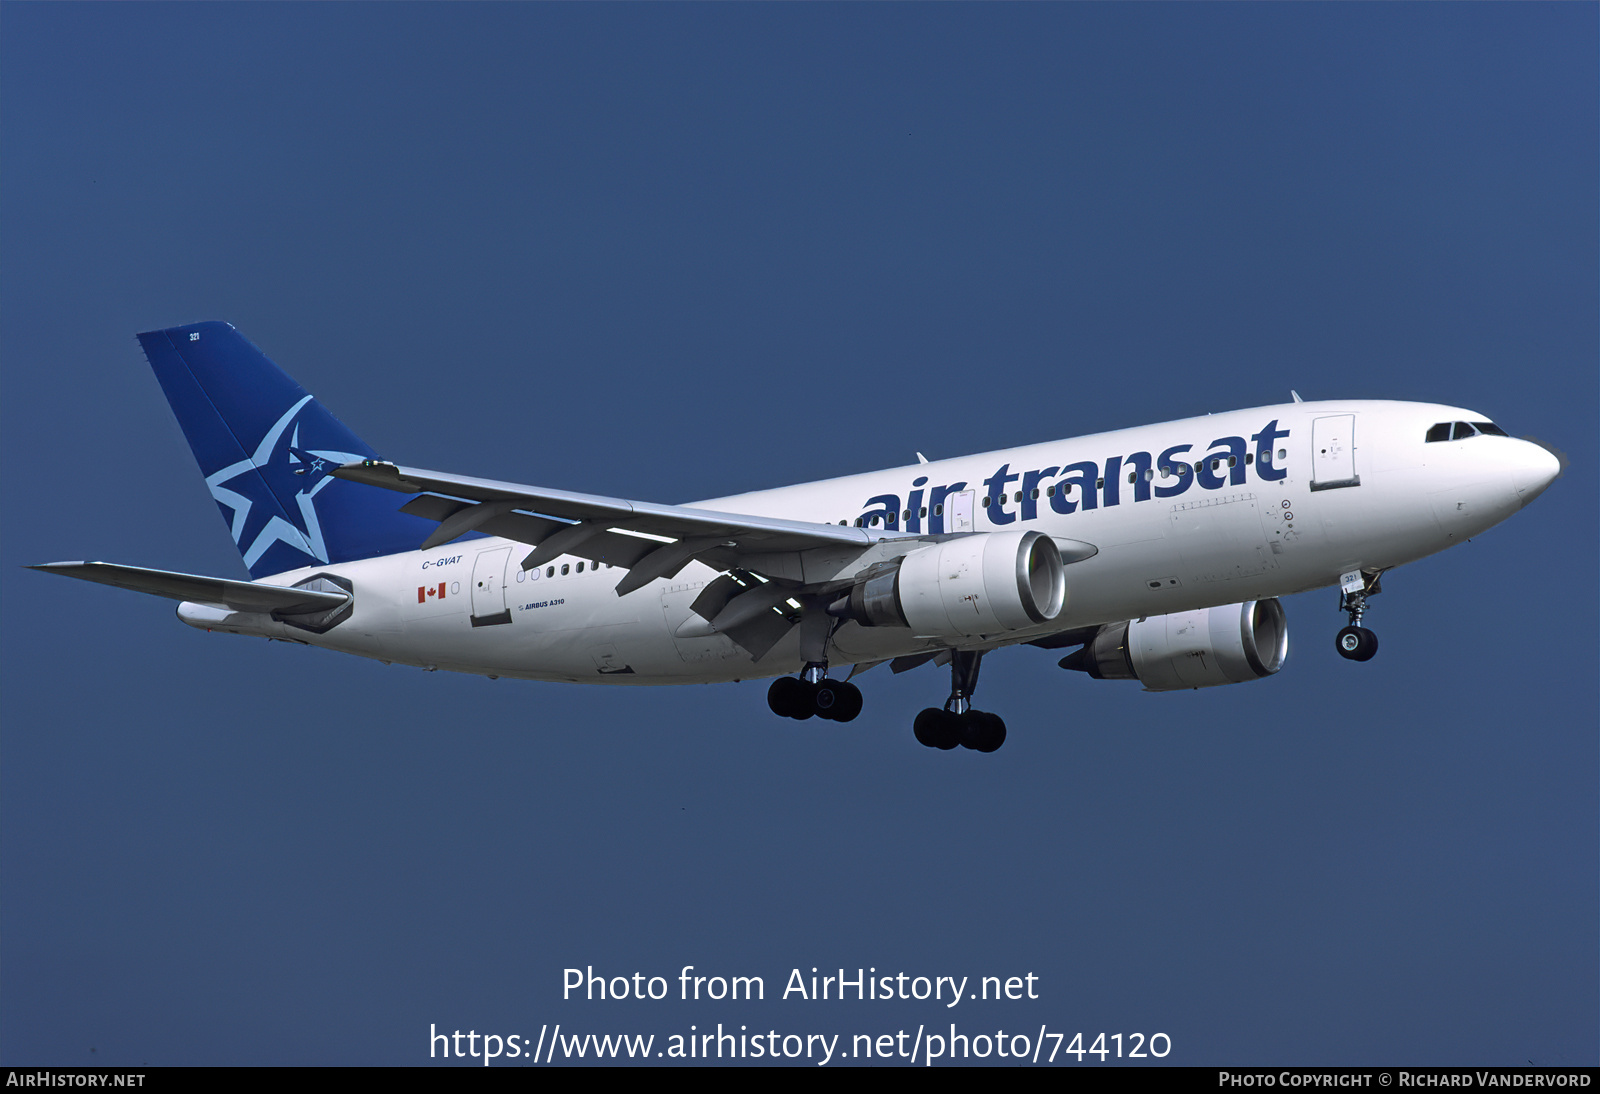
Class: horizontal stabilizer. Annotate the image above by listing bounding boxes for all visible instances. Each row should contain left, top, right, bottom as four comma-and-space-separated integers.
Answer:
30, 562, 350, 616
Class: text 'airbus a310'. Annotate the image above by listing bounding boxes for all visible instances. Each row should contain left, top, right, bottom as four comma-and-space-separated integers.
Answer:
34, 323, 1562, 753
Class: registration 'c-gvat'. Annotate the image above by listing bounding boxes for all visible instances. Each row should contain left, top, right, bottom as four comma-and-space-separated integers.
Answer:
34, 323, 1562, 753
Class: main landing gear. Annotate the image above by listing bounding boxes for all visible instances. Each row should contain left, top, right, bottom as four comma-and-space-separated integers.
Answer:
767, 662, 863, 722
763, 604, 1005, 750
767, 606, 864, 722
1335, 569, 1381, 662
913, 650, 1007, 753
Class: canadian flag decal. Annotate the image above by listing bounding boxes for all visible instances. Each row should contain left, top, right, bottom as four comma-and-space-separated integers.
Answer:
418, 582, 446, 604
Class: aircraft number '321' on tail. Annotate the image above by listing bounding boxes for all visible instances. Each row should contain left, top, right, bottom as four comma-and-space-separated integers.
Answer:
34, 323, 1562, 753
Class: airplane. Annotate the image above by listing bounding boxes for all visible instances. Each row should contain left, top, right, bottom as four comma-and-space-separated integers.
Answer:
32, 322, 1562, 753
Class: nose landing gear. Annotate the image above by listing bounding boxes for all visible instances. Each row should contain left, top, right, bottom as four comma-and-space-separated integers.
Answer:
1335, 569, 1382, 662
913, 650, 1007, 752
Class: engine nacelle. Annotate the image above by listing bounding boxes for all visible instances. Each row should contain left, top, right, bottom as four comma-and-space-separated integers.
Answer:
833, 529, 1066, 638
1061, 599, 1288, 691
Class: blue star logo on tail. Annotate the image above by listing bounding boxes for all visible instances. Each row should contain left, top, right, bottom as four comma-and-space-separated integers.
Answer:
204, 397, 365, 571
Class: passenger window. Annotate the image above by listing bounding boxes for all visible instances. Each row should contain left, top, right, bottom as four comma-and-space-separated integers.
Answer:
934, 504, 943, 516
546, 566, 555, 578
576, 562, 584, 573
561, 563, 570, 576
919, 507, 927, 518
1277, 449, 1286, 460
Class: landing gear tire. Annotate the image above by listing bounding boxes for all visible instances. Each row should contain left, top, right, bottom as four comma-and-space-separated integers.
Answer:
771, 676, 863, 722
836, 683, 863, 722
961, 711, 1007, 753
914, 708, 963, 750
814, 680, 862, 723
915, 650, 1006, 752
1335, 625, 1378, 662
768, 676, 816, 719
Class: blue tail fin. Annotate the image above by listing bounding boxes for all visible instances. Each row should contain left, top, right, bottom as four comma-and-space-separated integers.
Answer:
138, 322, 435, 578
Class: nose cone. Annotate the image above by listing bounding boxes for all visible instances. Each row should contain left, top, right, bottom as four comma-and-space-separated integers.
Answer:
1511, 440, 1562, 508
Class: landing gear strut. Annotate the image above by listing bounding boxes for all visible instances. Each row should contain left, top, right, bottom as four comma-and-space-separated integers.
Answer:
1335, 569, 1381, 662
913, 650, 1007, 752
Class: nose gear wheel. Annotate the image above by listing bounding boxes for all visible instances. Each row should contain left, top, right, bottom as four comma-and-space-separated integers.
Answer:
1336, 570, 1383, 662
1335, 625, 1378, 661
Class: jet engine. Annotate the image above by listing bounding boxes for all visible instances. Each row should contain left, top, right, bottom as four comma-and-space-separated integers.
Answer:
1060, 598, 1288, 691
831, 529, 1066, 638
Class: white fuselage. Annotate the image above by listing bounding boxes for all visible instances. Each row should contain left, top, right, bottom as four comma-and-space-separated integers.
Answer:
186, 400, 1554, 684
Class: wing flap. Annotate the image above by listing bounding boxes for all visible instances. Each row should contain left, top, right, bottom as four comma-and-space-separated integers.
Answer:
335, 461, 899, 554
398, 493, 712, 574
336, 460, 924, 594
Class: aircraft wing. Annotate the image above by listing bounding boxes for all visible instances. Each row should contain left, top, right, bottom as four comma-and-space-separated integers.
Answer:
29, 561, 350, 615
333, 460, 917, 595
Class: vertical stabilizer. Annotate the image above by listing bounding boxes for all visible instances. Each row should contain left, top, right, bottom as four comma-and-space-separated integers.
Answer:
137, 322, 434, 578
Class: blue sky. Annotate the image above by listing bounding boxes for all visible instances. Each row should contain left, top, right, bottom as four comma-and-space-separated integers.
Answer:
3, 4, 1595, 1066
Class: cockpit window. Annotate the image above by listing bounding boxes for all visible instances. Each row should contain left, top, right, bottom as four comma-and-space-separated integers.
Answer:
1427, 420, 1506, 442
